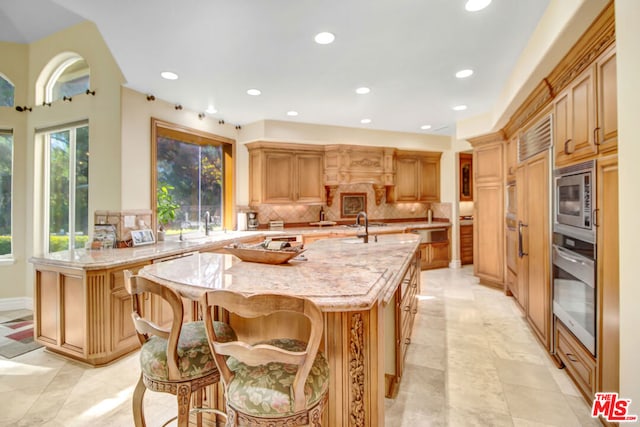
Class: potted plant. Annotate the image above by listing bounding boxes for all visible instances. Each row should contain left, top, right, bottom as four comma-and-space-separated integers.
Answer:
156, 184, 179, 241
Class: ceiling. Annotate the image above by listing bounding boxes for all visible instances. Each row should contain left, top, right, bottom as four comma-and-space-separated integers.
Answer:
0, 0, 551, 136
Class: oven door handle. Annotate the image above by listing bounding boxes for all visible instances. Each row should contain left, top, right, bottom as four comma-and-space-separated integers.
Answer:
554, 246, 594, 268
518, 221, 528, 258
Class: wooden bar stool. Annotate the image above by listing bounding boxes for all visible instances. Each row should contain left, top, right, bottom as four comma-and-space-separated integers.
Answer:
124, 271, 236, 427
201, 290, 329, 427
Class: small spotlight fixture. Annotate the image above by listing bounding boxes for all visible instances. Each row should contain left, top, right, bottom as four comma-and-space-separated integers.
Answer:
63, 96, 73, 102
355, 87, 371, 95
465, 0, 492, 12
420, 125, 432, 130
42, 102, 52, 107
161, 71, 179, 80
198, 113, 206, 120
286, 111, 299, 117
218, 120, 225, 125
360, 118, 372, 124
174, 104, 183, 110
247, 89, 261, 96
455, 69, 474, 78
314, 32, 335, 45
85, 89, 96, 96
146, 94, 156, 101
206, 106, 217, 114
235, 125, 242, 130
15, 106, 32, 112
452, 105, 468, 111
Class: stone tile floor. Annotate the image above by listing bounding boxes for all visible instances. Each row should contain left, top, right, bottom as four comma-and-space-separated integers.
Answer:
0, 266, 601, 426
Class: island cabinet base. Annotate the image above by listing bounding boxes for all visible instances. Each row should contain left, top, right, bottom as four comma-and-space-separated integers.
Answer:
32, 261, 185, 366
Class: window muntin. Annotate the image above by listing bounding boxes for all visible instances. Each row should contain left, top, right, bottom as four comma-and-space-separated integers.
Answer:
46, 57, 90, 103
45, 124, 89, 252
0, 130, 12, 257
0, 75, 14, 107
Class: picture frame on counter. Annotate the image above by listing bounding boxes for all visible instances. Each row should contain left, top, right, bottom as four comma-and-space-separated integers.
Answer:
131, 229, 155, 246
91, 225, 116, 249
340, 193, 367, 218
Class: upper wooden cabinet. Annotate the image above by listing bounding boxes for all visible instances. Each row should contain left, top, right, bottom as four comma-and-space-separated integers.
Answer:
506, 136, 518, 182
393, 151, 441, 203
459, 153, 473, 201
554, 45, 617, 166
247, 142, 324, 205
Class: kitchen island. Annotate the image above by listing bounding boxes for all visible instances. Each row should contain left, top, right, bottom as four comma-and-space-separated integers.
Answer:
138, 233, 421, 427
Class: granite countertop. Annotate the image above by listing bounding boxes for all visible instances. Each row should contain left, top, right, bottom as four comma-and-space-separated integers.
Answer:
139, 233, 420, 311
29, 220, 448, 269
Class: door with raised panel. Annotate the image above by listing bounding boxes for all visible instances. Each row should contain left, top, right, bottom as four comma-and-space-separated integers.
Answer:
596, 46, 617, 155
263, 152, 295, 203
295, 153, 324, 203
395, 157, 419, 201
419, 157, 440, 202
517, 151, 550, 350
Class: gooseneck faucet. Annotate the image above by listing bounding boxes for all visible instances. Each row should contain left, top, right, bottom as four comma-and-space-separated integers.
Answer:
204, 211, 210, 236
355, 211, 369, 243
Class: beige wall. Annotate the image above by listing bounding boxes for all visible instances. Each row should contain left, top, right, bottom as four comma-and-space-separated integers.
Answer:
615, 0, 640, 411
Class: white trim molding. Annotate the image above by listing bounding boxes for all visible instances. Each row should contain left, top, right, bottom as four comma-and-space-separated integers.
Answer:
0, 297, 33, 312
449, 259, 462, 269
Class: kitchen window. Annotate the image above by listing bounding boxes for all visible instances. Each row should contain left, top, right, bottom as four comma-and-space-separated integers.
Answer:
151, 119, 234, 237
40, 122, 90, 252
45, 57, 90, 103
0, 129, 12, 257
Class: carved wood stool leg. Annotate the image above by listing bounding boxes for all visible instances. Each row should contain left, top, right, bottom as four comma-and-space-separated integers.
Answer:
176, 383, 192, 427
132, 374, 147, 427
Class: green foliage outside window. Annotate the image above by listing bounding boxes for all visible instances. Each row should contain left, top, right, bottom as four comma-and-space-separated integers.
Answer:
0, 76, 14, 107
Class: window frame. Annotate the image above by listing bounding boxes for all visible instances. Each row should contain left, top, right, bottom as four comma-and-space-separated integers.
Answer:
44, 56, 89, 103
40, 121, 89, 253
151, 118, 234, 235
0, 74, 15, 107
0, 128, 13, 260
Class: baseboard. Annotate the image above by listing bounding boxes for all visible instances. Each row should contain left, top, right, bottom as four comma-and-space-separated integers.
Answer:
449, 260, 462, 269
0, 297, 33, 312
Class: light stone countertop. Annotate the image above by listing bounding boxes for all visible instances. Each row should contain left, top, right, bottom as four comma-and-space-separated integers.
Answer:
138, 233, 420, 311
29, 220, 446, 270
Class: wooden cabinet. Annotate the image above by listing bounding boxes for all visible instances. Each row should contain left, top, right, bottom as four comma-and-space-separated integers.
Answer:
595, 46, 617, 156
470, 135, 505, 287
554, 67, 597, 166
393, 151, 441, 203
386, 249, 420, 397
459, 153, 473, 201
516, 150, 551, 350
460, 224, 473, 265
555, 319, 597, 400
554, 45, 617, 166
247, 142, 324, 205
596, 156, 619, 402
506, 136, 518, 182
417, 241, 450, 270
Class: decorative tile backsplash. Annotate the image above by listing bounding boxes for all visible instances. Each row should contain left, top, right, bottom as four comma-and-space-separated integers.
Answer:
94, 209, 153, 243
249, 184, 451, 226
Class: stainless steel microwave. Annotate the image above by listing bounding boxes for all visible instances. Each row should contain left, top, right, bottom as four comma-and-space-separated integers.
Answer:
554, 160, 595, 243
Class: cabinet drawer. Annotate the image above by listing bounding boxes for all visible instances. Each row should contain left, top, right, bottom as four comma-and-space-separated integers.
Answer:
555, 320, 596, 399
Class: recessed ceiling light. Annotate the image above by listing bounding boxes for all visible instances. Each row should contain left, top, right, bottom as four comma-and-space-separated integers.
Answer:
287, 111, 299, 116
247, 89, 261, 96
361, 118, 371, 124
314, 32, 335, 45
465, 0, 492, 12
420, 125, 432, 130
356, 87, 371, 95
453, 105, 468, 111
455, 69, 474, 78
206, 106, 217, 114
160, 71, 178, 80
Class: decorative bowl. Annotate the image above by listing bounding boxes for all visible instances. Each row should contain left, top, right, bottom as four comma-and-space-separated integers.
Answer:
223, 244, 305, 264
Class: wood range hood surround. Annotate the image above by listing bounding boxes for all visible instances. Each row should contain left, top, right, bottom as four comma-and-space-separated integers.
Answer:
246, 141, 442, 206
323, 144, 396, 206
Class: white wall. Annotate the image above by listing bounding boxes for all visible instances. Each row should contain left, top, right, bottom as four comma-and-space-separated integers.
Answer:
615, 0, 640, 412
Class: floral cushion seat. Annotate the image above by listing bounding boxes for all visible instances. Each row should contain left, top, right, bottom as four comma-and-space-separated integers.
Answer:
225, 338, 330, 417
140, 320, 236, 381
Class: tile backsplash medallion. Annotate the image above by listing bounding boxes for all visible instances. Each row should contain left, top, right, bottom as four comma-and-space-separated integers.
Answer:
249, 183, 451, 226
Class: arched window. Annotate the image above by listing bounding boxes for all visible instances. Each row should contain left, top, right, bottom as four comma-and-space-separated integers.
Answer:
45, 56, 90, 103
0, 74, 14, 107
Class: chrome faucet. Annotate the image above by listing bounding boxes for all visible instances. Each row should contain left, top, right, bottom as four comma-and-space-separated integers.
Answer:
355, 211, 369, 243
204, 211, 210, 236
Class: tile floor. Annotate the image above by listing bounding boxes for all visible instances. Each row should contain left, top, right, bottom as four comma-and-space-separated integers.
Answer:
0, 266, 601, 426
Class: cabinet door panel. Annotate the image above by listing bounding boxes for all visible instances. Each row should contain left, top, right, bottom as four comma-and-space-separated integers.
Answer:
597, 48, 617, 154
554, 92, 570, 164
395, 158, 419, 201
420, 159, 439, 202
571, 71, 596, 156
474, 184, 503, 283
264, 153, 294, 203
296, 154, 324, 202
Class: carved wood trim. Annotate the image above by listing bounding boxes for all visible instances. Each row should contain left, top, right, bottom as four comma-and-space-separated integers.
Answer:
325, 185, 338, 207
373, 184, 386, 205
349, 312, 365, 427
503, 2, 615, 139
467, 130, 506, 147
